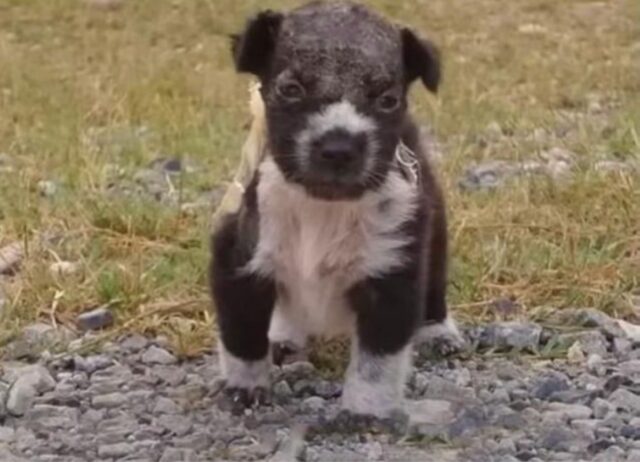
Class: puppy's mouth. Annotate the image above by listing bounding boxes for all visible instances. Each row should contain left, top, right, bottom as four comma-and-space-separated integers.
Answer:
300, 179, 367, 201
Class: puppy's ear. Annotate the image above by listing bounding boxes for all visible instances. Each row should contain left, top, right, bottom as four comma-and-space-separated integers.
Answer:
231, 10, 284, 76
401, 28, 441, 93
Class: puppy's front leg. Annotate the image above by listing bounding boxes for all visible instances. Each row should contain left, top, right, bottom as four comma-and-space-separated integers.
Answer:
342, 272, 419, 419
210, 217, 276, 414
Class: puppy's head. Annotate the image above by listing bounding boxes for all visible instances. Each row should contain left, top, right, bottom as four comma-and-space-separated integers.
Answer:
232, 1, 440, 200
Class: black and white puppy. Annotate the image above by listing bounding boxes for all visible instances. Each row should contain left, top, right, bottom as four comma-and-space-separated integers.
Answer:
210, 1, 462, 419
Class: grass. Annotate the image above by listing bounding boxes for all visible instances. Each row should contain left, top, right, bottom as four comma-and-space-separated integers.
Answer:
0, 0, 638, 358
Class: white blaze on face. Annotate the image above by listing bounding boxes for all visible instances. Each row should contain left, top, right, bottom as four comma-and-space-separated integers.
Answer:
295, 100, 377, 169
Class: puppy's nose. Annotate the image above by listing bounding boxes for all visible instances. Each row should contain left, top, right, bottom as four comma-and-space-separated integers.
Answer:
314, 131, 364, 169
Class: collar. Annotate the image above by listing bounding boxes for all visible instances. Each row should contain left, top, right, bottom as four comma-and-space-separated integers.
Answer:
395, 141, 421, 187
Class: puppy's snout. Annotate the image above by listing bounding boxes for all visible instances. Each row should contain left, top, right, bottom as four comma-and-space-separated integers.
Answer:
312, 131, 366, 171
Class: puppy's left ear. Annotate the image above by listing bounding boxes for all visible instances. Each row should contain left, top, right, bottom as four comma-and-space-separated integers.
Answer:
401, 28, 441, 93
231, 10, 284, 77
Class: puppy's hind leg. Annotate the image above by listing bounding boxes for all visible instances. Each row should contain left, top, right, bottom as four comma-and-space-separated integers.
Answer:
210, 217, 276, 415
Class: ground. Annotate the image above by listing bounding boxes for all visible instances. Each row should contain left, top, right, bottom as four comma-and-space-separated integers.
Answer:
0, 0, 639, 460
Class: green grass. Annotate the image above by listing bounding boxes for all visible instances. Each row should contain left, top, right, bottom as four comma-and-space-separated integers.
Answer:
0, 0, 638, 357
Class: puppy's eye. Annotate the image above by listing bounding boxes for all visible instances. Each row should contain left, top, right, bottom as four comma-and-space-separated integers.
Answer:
277, 81, 306, 101
376, 92, 401, 112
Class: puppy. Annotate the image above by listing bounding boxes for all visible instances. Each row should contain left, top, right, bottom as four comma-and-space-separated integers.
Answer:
210, 0, 462, 419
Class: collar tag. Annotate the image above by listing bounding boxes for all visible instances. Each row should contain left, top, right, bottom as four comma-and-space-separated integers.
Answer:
395, 141, 420, 186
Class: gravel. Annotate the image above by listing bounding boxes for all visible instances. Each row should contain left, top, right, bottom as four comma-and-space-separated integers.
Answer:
1, 319, 639, 461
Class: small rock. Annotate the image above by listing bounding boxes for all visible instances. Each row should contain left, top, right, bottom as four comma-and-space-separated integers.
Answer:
411, 399, 456, 427
546, 402, 592, 420
302, 396, 326, 413
6, 365, 56, 416
91, 392, 127, 409
0, 426, 15, 443
142, 345, 177, 365
587, 354, 606, 376
0, 241, 24, 274
567, 341, 586, 363
533, 371, 571, 400
49, 261, 80, 277
448, 406, 488, 439
98, 442, 135, 458
76, 306, 114, 331
538, 426, 582, 452
273, 380, 293, 401
458, 161, 515, 191
74, 354, 113, 374
478, 321, 542, 352
120, 334, 149, 352
159, 447, 197, 462
153, 396, 180, 414
609, 389, 640, 414
37, 180, 58, 197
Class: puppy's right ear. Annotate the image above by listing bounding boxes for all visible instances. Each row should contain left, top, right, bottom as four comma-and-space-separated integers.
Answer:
230, 10, 283, 77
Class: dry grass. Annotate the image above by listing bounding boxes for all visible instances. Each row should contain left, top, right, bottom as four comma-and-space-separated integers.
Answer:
0, 0, 638, 357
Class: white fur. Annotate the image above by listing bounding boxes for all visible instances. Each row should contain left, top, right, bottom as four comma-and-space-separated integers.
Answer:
296, 100, 378, 171
218, 340, 270, 388
415, 316, 462, 342
341, 343, 411, 417
247, 158, 418, 340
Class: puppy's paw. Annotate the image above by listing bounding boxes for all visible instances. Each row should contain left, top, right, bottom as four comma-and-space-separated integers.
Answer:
415, 318, 468, 359
217, 385, 272, 416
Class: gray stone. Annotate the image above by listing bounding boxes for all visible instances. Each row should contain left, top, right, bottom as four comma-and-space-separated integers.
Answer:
157, 414, 192, 436
0, 426, 15, 443
152, 365, 187, 386
545, 402, 593, 420
37, 180, 58, 197
538, 426, 582, 452
478, 322, 542, 352
619, 360, 640, 377
273, 380, 293, 400
302, 396, 326, 413
411, 399, 456, 426
142, 345, 177, 365
159, 447, 197, 462
76, 306, 114, 331
91, 392, 127, 409
0, 241, 24, 274
448, 406, 488, 439
26, 404, 79, 432
120, 334, 150, 352
533, 371, 571, 400
609, 389, 640, 414
6, 365, 56, 416
98, 442, 135, 458
74, 354, 113, 374
153, 396, 180, 414
593, 398, 615, 419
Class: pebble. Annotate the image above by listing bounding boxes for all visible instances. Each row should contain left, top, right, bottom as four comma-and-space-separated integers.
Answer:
48, 261, 80, 277
141, 345, 177, 365
97, 442, 135, 458
478, 321, 542, 352
37, 180, 58, 197
76, 306, 114, 331
6, 366, 56, 416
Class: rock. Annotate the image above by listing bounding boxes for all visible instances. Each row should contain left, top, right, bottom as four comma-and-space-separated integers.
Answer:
541, 147, 576, 179
91, 392, 128, 409
0, 241, 24, 274
37, 180, 58, 197
0, 426, 15, 443
273, 380, 293, 401
142, 345, 177, 365
302, 396, 326, 413
478, 321, 542, 352
533, 371, 571, 400
159, 447, 197, 462
566, 341, 585, 363
49, 261, 80, 277
458, 161, 516, 191
73, 354, 113, 374
618, 320, 640, 343
120, 334, 149, 352
545, 402, 592, 420
448, 406, 488, 439
411, 399, 456, 427
76, 306, 114, 331
587, 354, 606, 376
609, 389, 640, 414
98, 442, 135, 458
153, 396, 180, 414
538, 426, 582, 452
6, 365, 56, 416
554, 330, 609, 357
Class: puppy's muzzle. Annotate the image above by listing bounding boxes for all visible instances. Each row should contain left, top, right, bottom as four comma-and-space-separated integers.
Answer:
310, 129, 367, 177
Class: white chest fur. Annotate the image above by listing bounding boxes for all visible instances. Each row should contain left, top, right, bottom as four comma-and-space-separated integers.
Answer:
246, 158, 418, 340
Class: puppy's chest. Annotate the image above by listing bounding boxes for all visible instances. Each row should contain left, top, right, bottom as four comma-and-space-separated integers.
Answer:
247, 160, 417, 302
